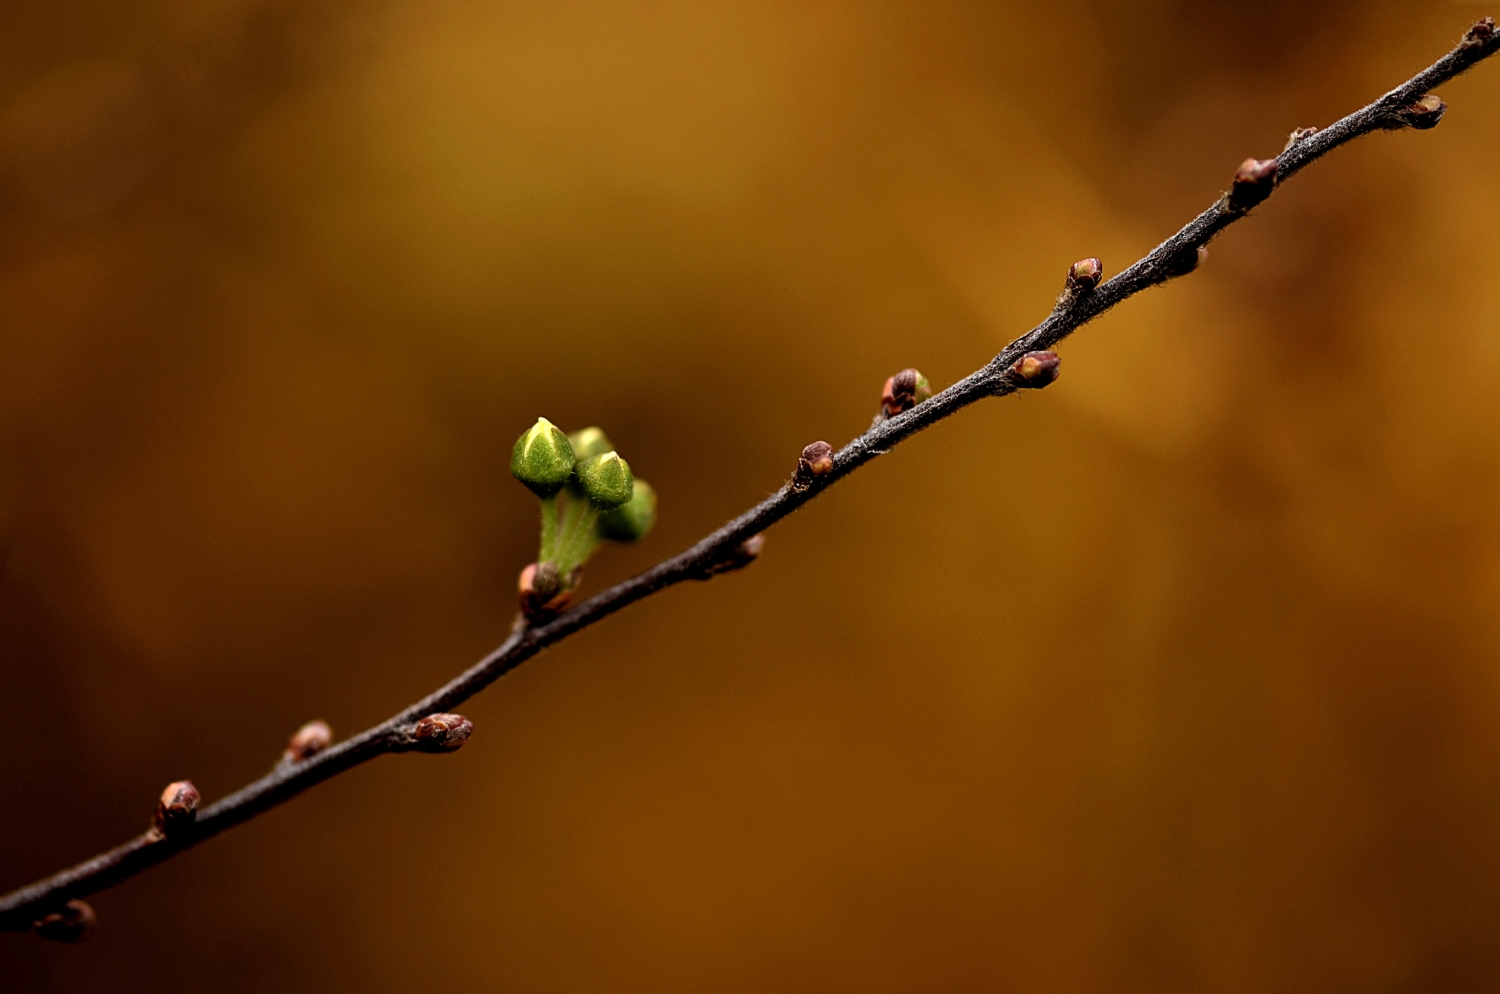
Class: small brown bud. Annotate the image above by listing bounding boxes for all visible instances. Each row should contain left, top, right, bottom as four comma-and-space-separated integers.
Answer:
31, 900, 96, 944
1165, 244, 1208, 278
412, 713, 473, 752
518, 561, 572, 621
154, 780, 199, 834
1229, 157, 1278, 211
797, 440, 835, 480
284, 720, 333, 764
1065, 257, 1103, 293
1397, 94, 1446, 130
1462, 17, 1496, 49
880, 368, 932, 418
698, 533, 765, 577
1010, 351, 1061, 389
1284, 126, 1318, 151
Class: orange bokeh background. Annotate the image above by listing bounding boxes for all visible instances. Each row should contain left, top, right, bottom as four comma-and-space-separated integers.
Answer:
5, 2, 1500, 991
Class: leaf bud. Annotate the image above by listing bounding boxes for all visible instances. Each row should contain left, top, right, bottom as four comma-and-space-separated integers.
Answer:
1065, 257, 1103, 293
797, 440, 835, 480
518, 561, 573, 618
1010, 351, 1061, 389
283, 720, 333, 764
1229, 157, 1278, 211
576, 451, 633, 509
510, 418, 576, 498
154, 780, 200, 834
881, 368, 932, 418
31, 900, 95, 944
698, 533, 765, 577
1397, 94, 1446, 130
1165, 243, 1208, 278
1462, 17, 1496, 49
412, 713, 474, 752
567, 426, 614, 460
1284, 126, 1318, 151
599, 479, 657, 542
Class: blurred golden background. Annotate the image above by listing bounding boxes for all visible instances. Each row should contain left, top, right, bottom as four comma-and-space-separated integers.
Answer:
4, 1, 1500, 990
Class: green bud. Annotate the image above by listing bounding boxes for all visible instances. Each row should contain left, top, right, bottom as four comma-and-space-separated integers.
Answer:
599, 479, 656, 542
576, 451, 633, 509
567, 426, 615, 460
511, 417, 576, 497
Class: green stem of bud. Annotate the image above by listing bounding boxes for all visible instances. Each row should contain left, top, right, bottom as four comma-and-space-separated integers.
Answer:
557, 504, 602, 575
539, 494, 561, 562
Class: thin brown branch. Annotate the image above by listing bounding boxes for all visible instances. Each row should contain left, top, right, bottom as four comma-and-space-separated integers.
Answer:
4, 16, 1497, 939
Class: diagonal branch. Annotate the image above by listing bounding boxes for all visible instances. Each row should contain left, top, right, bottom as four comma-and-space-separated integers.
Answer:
4, 16, 1497, 940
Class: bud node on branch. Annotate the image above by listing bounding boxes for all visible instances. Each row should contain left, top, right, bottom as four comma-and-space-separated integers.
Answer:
282, 720, 333, 765
31, 900, 95, 944
406, 714, 474, 753
153, 781, 200, 836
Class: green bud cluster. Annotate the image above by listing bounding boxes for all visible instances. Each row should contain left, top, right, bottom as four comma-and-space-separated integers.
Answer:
510, 418, 657, 616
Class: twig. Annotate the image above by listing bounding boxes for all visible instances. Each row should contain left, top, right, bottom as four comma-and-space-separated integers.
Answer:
3, 16, 1497, 940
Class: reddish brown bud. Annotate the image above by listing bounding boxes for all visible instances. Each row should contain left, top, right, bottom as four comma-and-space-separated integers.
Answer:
698, 533, 765, 578
797, 440, 835, 479
412, 713, 473, 752
1229, 157, 1278, 210
1010, 351, 1061, 389
1462, 17, 1496, 49
518, 561, 573, 621
284, 720, 333, 763
1165, 244, 1208, 278
154, 780, 199, 834
31, 900, 95, 944
1065, 257, 1103, 293
880, 368, 931, 418
1397, 94, 1446, 130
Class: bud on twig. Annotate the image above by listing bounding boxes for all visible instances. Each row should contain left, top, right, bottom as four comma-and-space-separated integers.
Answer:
1229, 157, 1278, 211
797, 440, 835, 481
576, 451, 634, 509
519, 561, 573, 619
283, 720, 333, 764
697, 533, 765, 578
1065, 257, 1103, 293
511, 418, 577, 498
880, 368, 931, 418
412, 713, 473, 752
1009, 351, 1061, 389
1394, 94, 1446, 130
154, 780, 199, 835
1165, 244, 1208, 278
31, 900, 95, 944
1462, 17, 1496, 50
1284, 126, 1318, 152
598, 480, 657, 542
